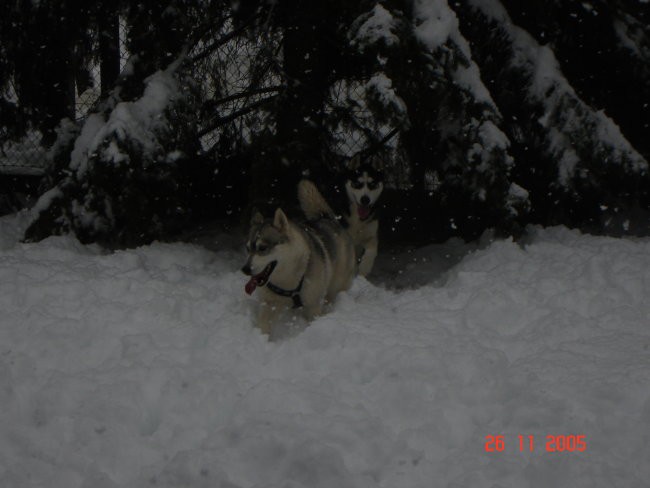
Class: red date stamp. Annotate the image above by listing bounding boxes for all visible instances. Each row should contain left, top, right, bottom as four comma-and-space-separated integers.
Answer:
485, 435, 587, 453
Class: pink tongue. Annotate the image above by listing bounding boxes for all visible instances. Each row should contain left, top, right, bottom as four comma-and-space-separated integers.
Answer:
358, 205, 370, 220
245, 278, 258, 295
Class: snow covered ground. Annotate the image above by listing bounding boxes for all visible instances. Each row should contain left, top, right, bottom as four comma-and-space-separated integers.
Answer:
1, 211, 648, 487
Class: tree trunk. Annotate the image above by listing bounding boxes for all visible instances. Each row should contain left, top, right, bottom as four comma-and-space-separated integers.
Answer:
99, 10, 121, 96
40, 26, 76, 146
248, 0, 339, 209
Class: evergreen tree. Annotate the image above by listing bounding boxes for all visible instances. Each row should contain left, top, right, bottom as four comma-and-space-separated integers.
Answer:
23, 1, 225, 247
16, 0, 650, 246
24, 64, 203, 248
343, 0, 528, 240
456, 0, 649, 232
499, 0, 650, 162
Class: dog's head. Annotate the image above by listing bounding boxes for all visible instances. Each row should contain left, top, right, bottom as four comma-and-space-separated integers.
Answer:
345, 161, 384, 221
242, 208, 290, 295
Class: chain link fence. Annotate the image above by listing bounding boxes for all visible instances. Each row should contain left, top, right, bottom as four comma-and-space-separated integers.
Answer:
1, 17, 402, 183
0, 18, 131, 176
190, 20, 284, 155
186, 22, 406, 184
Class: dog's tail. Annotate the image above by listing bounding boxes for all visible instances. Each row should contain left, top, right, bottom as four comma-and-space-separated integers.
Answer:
298, 179, 336, 221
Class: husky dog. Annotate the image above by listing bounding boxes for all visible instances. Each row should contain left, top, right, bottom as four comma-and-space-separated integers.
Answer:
344, 159, 384, 277
242, 180, 356, 336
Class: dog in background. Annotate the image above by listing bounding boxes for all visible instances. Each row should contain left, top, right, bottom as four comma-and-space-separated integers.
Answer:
242, 180, 356, 336
343, 155, 384, 277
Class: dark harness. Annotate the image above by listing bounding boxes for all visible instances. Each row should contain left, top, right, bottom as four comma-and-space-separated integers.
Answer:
266, 276, 304, 309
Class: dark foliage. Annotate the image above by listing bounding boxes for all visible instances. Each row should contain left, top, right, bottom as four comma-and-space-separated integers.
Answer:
2, 0, 649, 247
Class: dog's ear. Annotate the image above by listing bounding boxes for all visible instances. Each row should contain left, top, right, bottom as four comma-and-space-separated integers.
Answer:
250, 209, 264, 226
348, 153, 361, 171
273, 208, 289, 232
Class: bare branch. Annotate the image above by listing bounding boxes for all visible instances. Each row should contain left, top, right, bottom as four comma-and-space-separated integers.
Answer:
203, 86, 282, 111
360, 126, 400, 158
190, 14, 261, 65
199, 94, 278, 138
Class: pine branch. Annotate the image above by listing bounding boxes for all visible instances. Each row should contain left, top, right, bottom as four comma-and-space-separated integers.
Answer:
203, 86, 282, 112
360, 127, 400, 158
199, 94, 278, 138
189, 14, 261, 65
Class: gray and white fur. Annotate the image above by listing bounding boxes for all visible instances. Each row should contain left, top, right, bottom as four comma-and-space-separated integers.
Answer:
242, 180, 355, 337
344, 162, 384, 277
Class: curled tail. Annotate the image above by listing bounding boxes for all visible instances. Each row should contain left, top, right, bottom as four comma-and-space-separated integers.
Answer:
297, 179, 336, 221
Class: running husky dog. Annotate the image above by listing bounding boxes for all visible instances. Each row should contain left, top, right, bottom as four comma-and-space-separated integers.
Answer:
344, 158, 384, 277
242, 180, 356, 336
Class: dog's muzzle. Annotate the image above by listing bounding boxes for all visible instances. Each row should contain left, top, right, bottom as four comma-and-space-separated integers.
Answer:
243, 261, 277, 295
357, 203, 372, 220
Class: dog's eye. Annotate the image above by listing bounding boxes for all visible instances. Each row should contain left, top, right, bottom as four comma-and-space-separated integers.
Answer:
257, 244, 268, 253
352, 181, 363, 189
368, 182, 377, 190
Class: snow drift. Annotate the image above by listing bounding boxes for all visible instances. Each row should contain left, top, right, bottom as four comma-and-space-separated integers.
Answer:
0, 211, 648, 487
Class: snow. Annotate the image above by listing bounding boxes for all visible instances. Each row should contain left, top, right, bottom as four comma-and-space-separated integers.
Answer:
365, 73, 407, 115
30, 187, 63, 215
479, 120, 509, 151
24, 66, 184, 238
594, 109, 648, 173
352, 0, 481, 70
507, 182, 530, 214
581, 2, 596, 14
1, 213, 649, 487
326, 77, 404, 162
467, 0, 649, 181
452, 60, 496, 108
352, 4, 400, 49
467, 0, 510, 23
547, 127, 580, 186
527, 43, 575, 100
69, 113, 107, 177
413, 0, 498, 109
69, 68, 179, 179
468, 119, 511, 165
412, 0, 458, 50
613, 18, 640, 55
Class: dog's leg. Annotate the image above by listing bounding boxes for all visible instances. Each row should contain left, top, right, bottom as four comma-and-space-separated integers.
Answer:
302, 303, 322, 322
358, 241, 377, 277
257, 302, 282, 336
301, 288, 324, 320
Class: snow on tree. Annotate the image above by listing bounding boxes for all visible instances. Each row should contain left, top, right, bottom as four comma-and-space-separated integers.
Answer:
497, 0, 650, 164
455, 0, 649, 231
12, 0, 650, 246
344, 0, 529, 239
24, 61, 203, 248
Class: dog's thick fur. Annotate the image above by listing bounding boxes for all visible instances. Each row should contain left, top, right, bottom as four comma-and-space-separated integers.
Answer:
242, 180, 355, 336
344, 160, 384, 277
